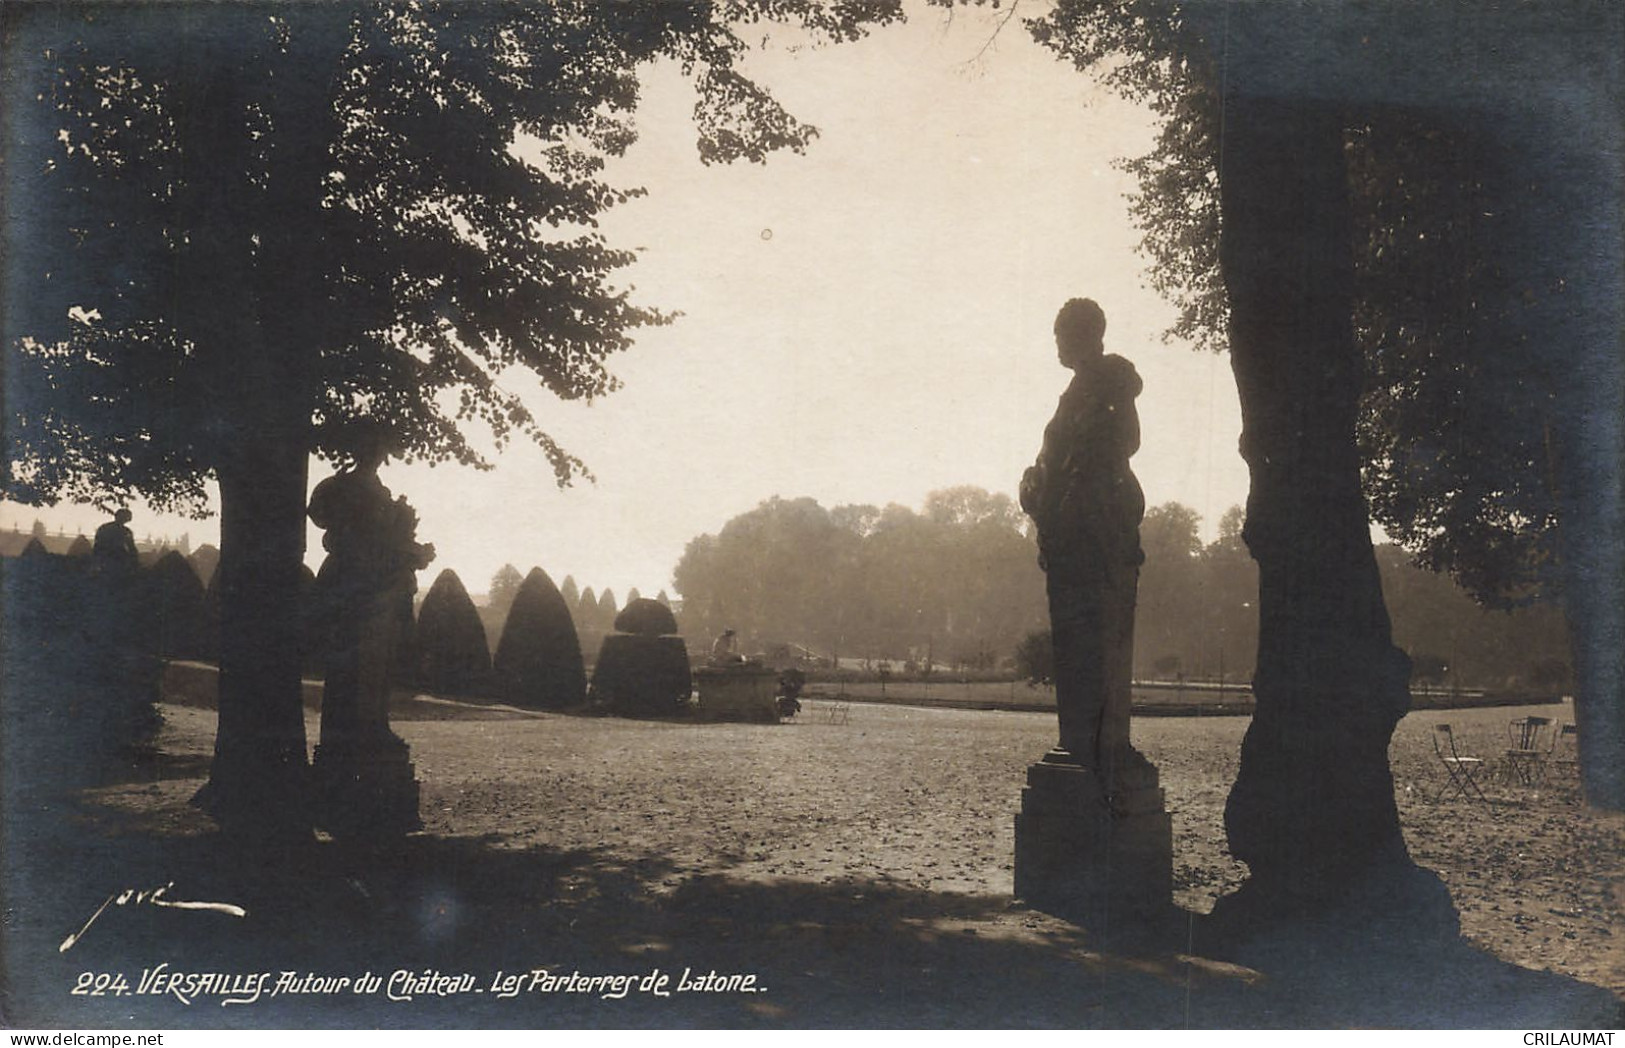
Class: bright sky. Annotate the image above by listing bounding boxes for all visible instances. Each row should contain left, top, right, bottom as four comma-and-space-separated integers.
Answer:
1, 5, 1249, 600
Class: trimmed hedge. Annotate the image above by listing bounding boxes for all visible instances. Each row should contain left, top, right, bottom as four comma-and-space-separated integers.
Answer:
413, 569, 492, 697
142, 550, 209, 659
613, 597, 679, 637
493, 567, 586, 709
591, 634, 691, 716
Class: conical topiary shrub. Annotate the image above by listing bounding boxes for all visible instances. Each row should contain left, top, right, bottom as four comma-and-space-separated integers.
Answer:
414, 569, 492, 697
141, 549, 209, 659
493, 567, 585, 709
189, 545, 220, 590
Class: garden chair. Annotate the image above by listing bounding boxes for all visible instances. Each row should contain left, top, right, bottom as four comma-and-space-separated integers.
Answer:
1505, 715, 1552, 786
1550, 722, 1579, 780
1432, 723, 1490, 804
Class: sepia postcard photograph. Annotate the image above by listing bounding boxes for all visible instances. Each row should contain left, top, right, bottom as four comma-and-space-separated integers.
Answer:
2, 0, 1622, 1033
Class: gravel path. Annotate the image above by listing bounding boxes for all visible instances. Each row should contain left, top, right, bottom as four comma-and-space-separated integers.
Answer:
18, 695, 1620, 1027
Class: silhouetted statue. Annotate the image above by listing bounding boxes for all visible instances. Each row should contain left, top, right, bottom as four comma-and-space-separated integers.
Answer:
709, 627, 740, 665
92, 509, 138, 572
1013, 298, 1169, 923
307, 460, 434, 838
1020, 297, 1145, 775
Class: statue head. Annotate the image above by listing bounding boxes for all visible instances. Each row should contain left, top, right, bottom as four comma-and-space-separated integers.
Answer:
1054, 298, 1106, 370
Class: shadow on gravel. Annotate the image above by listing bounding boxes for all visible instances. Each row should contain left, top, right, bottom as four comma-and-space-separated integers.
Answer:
10, 799, 1621, 1030
3, 568, 1619, 1030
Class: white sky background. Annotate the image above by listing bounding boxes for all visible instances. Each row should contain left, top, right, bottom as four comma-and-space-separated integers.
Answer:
2, 5, 1250, 600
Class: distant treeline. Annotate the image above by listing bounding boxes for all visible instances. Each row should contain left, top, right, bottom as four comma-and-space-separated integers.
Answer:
1, 490, 1574, 694
665, 488, 1573, 692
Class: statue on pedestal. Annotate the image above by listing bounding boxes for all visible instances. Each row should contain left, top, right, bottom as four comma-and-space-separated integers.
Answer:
1014, 298, 1170, 924
1019, 297, 1145, 781
307, 457, 434, 839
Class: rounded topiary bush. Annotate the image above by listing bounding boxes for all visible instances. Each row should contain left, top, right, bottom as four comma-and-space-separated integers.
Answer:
493, 567, 586, 709
591, 634, 692, 716
613, 597, 679, 637
413, 568, 492, 697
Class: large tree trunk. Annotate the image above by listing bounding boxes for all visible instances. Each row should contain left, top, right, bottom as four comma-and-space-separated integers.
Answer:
196, 432, 312, 839
1217, 97, 1425, 902
185, 16, 348, 841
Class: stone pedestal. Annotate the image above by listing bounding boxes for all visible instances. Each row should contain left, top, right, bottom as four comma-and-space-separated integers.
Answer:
693, 664, 779, 722
311, 735, 422, 840
1014, 748, 1173, 925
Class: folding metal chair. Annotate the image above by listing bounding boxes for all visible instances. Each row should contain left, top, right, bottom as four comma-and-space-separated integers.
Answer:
1432, 724, 1490, 804
1550, 722, 1579, 781
1505, 716, 1552, 786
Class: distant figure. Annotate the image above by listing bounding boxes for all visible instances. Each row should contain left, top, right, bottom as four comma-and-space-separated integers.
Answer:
710, 627, 740, 664
92, 508, 139, 570
1019, 298, 1145, 774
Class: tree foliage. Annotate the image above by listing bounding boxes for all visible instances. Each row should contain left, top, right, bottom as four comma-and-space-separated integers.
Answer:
674, 489, 1048, 666
488, 564, 525, 615
1348, 115, 1573, 608
3, 1, 905, 507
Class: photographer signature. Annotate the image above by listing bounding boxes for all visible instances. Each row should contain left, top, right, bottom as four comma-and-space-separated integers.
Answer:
60, 882, 247, 952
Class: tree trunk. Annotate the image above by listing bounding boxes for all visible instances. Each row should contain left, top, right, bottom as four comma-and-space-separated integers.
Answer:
185, 14, 352, 841
1217, 97, 1421, 900
195, 435, 312, 839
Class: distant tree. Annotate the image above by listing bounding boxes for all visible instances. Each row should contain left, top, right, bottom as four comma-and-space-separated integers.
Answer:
30, 520, 47, 541
487, 564, 523, 615
1134, 502, 1204, 679
1197, 507, 1258, 683
674, 488, 1045, 665
1409, 653, 1448, 688
1141, 502, 1201, 560
414, 569, 492, 697
1013, 629, 1054, 686
66, 535, 92, 558
1375, 543, 1570, 692
493, 567, 584, 710
830, 503, 882, 539
625, 586, 642, 605
673, 496, 855, 652
597, 588, 619, 633
560, 575, 581, 609
655, 589, 671, 606
576, 587, 599, 629
1152, 653, 1182, 679
1215, 506, 1247, 552
923, 486, 1025, 531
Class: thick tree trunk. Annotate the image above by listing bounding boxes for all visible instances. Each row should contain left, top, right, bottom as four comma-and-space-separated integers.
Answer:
185, 15, 352, 841
195, 436, 312, 839
1217, 98, 1422, 900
